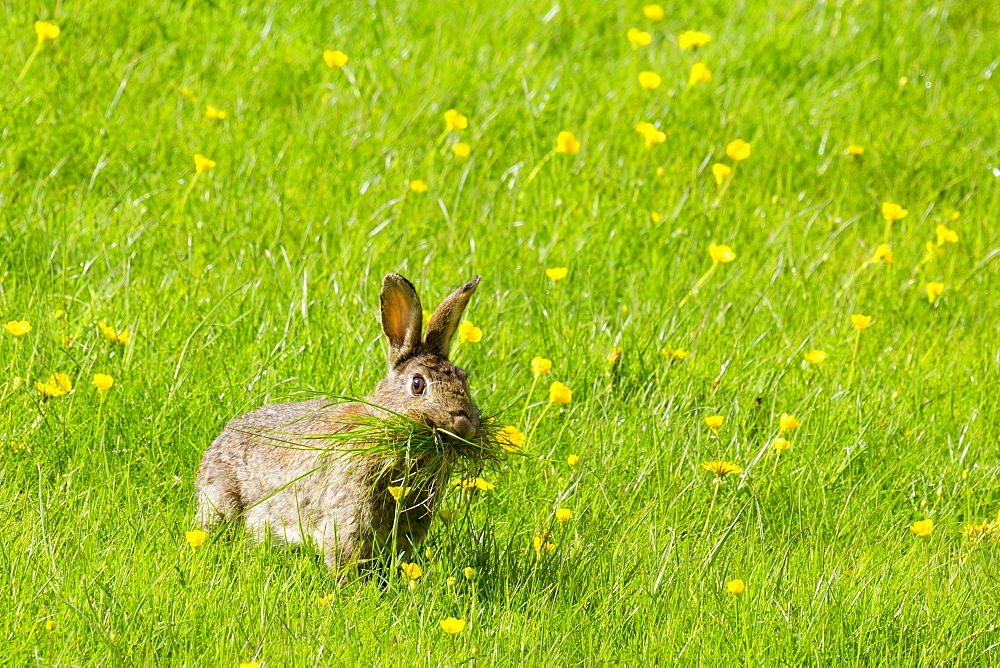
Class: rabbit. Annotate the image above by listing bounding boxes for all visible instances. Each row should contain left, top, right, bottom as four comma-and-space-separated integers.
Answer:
194, 273, 482, 571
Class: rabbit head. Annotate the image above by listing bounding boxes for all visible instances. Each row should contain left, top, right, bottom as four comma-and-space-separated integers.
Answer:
370, 273, 482, 442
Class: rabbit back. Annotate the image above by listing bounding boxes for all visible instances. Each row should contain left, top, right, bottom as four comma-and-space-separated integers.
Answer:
196, 399, 373, 563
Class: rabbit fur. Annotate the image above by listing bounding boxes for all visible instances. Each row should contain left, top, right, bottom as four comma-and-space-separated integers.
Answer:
194, 273, 482, 570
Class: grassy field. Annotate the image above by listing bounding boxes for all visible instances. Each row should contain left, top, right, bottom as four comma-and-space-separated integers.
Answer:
3, 0, 1000, 664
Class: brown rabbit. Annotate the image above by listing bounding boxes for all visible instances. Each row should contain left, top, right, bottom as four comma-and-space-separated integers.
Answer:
194, 273, 482, 570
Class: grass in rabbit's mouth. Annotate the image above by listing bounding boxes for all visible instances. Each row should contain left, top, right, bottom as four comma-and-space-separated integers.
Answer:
240, 397, 513, 482
324, 405, 509, 462
328, 409, 511, 489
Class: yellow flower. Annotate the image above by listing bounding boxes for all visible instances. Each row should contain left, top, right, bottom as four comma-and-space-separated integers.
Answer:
463, 566, 476, 580
323, 49, 349, 68
179, 86, 198, 103
458, 320, 482, 343
566, 454, 580, 467
726, 579, 745, 595
238, 663, 259, 668
850, 314, 872, 332
456, 477, 495, 491
452, 142, 471, 158
608, 347, 622, 366
926, 282, 944, 304
400, 562, 423, 579
779, 413, 800, 432
5, 441, 27, 453
627, 28, 652, 46
545, 267, 568, 281
549, 381, 572, 404
803, 350, 827, 364
726, 139, 751, 161
962, 521, 998, 543
650, 211, 662, 223
316, 593, 333, 607
439, 617, 466, 635
638, 71, 662, 89
92, 374, 114, 394
45, 619, 56, 631
643, 5, 665, 21
773, 437, 790, 452
387, 486, 412, 501
531, 356, 553, 376
704, 415, 724, 430
185, 529, 207, 548
35, 21, 61, 42
409, 179, 428, 193
35, 382, 59, 398
641, 127, 667, 148
444, 109, 468, 131
702, 460, 741, 477
194, 154, 216, 173
532, 530, 555, 552
497, 425, 525, 452
688, 62, 711, 86
556, 131, 580, 154
555, 508, 573, 524
205, 105, 227, 120
678, 30, 711, 49
924, 240, 945, 259
36, 373, 72, 398
54, 309, 65, 319
881, 202, 908, 222
712, 163, 731, 185
3, 320, 31, 336
847, 144, 864, 156
872, 243, 894, 265
935, 224, 958, 245
910, 518, 933, 537
635, 122, 666, 148
949, 211, 960, 221
709, 243, 736, 264
98, 322, 129, 344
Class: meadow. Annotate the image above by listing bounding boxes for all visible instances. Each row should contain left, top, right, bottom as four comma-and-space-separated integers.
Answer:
2, 0, 1000, 664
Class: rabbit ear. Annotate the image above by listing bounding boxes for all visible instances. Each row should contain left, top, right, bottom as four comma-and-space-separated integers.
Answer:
424, 276, 481, 357
380, 273, 424, 367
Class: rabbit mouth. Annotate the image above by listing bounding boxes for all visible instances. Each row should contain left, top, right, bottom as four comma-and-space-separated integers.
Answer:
431, 425, 487, 456
446, 414, 478, 441
435, 427, 478, 447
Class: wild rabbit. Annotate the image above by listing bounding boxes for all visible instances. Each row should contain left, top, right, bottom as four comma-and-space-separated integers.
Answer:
194, 273, 482, 570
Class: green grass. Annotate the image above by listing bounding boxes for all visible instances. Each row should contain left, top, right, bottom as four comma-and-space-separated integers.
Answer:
3, 0, 1000, 663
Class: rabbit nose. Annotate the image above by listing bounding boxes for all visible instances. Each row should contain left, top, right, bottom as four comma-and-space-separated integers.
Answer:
452, 416, 475, 441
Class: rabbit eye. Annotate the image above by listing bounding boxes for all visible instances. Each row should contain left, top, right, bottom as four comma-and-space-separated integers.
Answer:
411, 375, 427, 395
